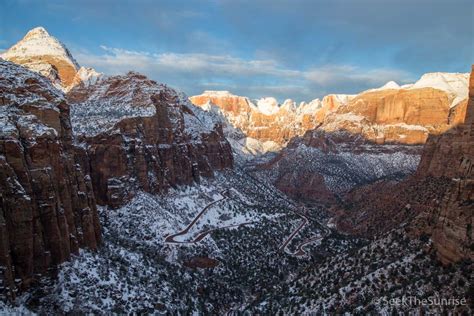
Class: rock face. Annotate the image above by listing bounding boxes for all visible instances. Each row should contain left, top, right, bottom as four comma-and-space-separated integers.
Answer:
0, 27, 234, 299
193, 74, 468, 204
190, 73, 468, 157
190, 91, 356, 157
414, 66, 474, 264
332, 66, 473, 264
68, 74, 234, 207
323, 85, 468, 145
257, 130, 422, 205
0, 60, 101, 299
0, 27, 80, 88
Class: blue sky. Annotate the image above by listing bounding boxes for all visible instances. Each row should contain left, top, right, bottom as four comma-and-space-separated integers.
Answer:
1, 0, 472, 101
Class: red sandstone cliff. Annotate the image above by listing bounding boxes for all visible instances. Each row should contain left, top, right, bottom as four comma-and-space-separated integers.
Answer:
68, 73, 234, 207
0, 60, 101, 299
333, 66, 473, 264
414, 66, 473, 264
190, 74, 468, 153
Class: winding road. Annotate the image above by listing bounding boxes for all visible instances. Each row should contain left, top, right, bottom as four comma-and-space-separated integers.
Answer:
164, 190, 255, 244
278, 212, 309, 252
278, 207, 330, 257
164, 190, 229, 243
164, 186, 330, 257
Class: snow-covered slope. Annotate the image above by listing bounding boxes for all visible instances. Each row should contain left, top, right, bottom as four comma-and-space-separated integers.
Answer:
71, 66, 103, 88
409, 72, 469, 107
1, 27, 104, 90
255, 97, 280, 115
1, 27, 79, 68
365, 80, 401, 93
68, 72, 218, 138
1, 27, 80, 88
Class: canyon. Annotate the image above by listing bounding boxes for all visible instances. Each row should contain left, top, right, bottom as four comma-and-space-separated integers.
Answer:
0, 26, 472, 314
0, 27, 233, 299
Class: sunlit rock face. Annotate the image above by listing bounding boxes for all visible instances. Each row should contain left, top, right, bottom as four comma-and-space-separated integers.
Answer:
1, 27, 80, 88
0, 27, 103, 91
328, 67, 473, 265
190, 72, 468, 157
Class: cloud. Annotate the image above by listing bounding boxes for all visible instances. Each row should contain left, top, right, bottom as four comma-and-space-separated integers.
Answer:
74, 45, 415, 101
216, 0, 473, 72
3, 0, 470, 98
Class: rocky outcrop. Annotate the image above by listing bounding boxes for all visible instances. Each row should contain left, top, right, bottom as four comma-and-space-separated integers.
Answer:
191, 73, 468, 157
256, 129, 422, 205
0, 27, 234, 300
68, 74, 233, 207
0, 27, 80, 88
209, 72, 468, 206
413, 66, 473, 264
324, 88, 453, 144
0, 60, 101, 299
331, 66, 473, 264
190, 91, 357, 154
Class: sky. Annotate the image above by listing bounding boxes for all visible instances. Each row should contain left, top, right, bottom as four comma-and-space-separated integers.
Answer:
1, 0, 473, 102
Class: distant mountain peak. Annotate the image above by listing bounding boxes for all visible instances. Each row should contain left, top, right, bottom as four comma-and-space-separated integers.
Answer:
23, 26, 50, 39
1, 26, 80, 87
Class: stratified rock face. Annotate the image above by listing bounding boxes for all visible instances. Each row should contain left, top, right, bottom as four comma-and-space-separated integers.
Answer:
331, 67, 473, 264
319, 74, 469, 145
0, 27, 80, 88
0, 60, 101, 299
191, 74, 468, 153
414, 66, 473, 264
190, 91, 355, 152
68, 74, 233, 207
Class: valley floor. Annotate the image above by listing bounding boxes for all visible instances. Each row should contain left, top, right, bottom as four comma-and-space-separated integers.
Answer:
1, 169, 471, 314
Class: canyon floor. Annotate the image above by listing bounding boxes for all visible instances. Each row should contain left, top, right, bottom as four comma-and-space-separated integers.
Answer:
2, 166, 471, 314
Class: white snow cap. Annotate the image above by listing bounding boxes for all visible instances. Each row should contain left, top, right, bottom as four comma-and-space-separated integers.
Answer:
75, 67, 103, 86
201, 90, 236, 97
409, 72, 469, 107
281, 99, 297, 112
379, 81, 400, 90
256, 97, 280, 115
0, 26, 79, 69
298, 99, 322, 114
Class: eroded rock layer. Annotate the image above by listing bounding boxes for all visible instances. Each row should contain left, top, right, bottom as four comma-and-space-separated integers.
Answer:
333, 66, 473, 264
190, 73, 468, 155
69, 73, 234, 207
0, 60, 101, 299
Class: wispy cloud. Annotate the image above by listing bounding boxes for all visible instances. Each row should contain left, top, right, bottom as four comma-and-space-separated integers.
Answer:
74, 45, 415, 101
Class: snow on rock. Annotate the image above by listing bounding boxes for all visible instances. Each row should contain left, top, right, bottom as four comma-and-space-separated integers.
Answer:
408, 72, 469, 107
70, 66, 103, 88
365, 80, 401, 93
255, 97, 280, 115
1, 27, 80, 88
69, 72, 157, 136
325, 94, 356, 105
0, 59, 64, 111
380, 80, 400, 90
281, 99, 297, 112
297, 99, 322, 114
0, 27, 79, 68
69, 72, 217, 138
201, 90, 236, 97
